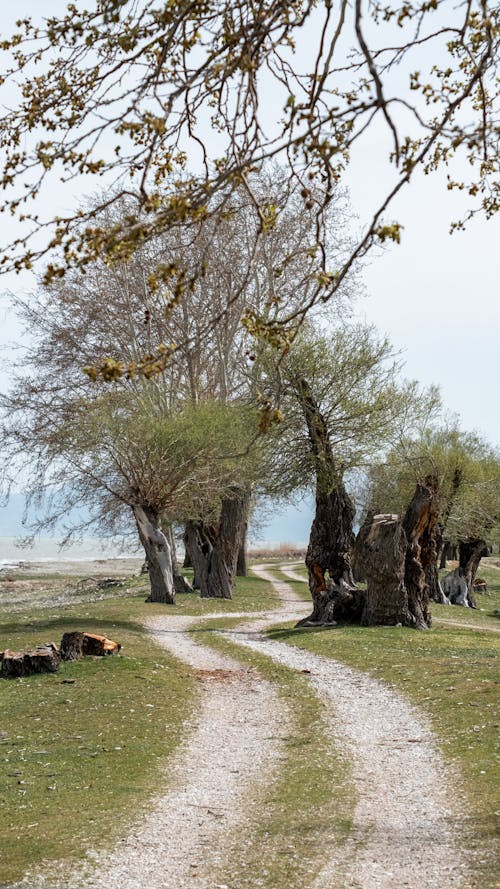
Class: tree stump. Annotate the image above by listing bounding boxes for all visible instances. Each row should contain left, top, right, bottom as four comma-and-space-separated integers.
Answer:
360, 516, 414, 626
1, 644, 61, 678
60, 632, 121, 660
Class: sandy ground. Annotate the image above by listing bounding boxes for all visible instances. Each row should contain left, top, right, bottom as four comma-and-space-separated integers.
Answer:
1, 557, 144, 577
0, 558, 145, 612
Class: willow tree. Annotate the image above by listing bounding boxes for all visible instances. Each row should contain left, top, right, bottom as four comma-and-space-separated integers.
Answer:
364, 425, 500, 606
0, 389, 259, 604
0, 1, 497, 376
253, 323, 440, 625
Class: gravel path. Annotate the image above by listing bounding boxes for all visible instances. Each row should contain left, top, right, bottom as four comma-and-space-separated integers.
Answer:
25, 564, 471, 889
226, 566, 470, 888
42, 613, 289, 889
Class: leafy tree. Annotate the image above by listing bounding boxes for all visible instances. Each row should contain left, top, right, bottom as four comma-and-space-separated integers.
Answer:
0, 387, 259, 603
364, 423, 500, 605
0, 1, 497, 369
253, 323, 441, 625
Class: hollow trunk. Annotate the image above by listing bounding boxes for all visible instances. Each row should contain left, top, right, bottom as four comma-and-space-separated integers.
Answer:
294, 378, 363, 627
458, 538, 488, 608
359, 481, 437, 629
133, 504, 175, 604
165, 524, 193, 594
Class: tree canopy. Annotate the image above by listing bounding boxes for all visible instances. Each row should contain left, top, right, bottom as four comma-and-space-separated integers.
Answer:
0, 0, 497, 371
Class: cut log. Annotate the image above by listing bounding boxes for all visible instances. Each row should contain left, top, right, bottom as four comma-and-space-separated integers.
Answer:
1, 644, 61, 678
60, 632, 121, 661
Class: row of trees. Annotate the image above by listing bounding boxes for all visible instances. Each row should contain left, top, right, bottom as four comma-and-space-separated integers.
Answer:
2, 174, 499, 624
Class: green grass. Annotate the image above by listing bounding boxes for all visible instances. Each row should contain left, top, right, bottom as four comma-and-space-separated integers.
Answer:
0, 572, 280, 883
0, 592, 196, 885
265, 572, 499, 888
190, 618, 354, 889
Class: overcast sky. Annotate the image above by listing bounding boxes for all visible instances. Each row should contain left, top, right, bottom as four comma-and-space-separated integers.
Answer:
0, 1, 498, 449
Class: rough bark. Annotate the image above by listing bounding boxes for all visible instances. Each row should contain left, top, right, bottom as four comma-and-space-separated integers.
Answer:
360, 516, 413, 626
420, 499, 449, 605
184, 489, 251, 599
236, 519, 249, 577
294, 378, 363, 627
133, 504, 175, 604
401, 480, 435, 629
458, 538, 488, 607
60, 632, 121, 660
1, 644, 61, 678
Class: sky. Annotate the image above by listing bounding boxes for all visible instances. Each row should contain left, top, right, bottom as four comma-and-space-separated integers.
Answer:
0, 1, 498, 546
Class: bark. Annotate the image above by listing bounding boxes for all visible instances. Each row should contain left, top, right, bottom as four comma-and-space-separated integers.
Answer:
294, 378, 363, 627
360, 516, 413, 626
401, 481, 435, 629
60, 632, 121, 660
458, 538, 488, 607
236, 519, 249, 577
185, 489, 250, 599
1, 644, 61, 678
165, 524, 193, 594
133, 504, 175, 604
359, 483, 436, 628
420, 500, 449, 605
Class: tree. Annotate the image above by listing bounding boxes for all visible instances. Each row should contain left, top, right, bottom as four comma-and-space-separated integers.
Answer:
253, 324, 440, 626
0, 1, 497, 373
4, 173, 356, 595
0, 388, 259, 603
364, 424, 500, 606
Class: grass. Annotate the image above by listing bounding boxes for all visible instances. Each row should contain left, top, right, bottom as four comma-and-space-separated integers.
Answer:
265, 567, 500, 888
1, 563, 498, 885
0, 572, 280, 883
0, 592, 197, 885
190, 618, 354, 889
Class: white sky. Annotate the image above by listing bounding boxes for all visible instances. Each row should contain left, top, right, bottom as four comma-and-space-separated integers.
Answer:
0, 0, 498, 453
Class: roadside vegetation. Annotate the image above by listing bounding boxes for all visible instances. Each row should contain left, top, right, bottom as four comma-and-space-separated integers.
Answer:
0, 572, 285, 883
266, 565, 500, 888
192, 619, 354, 889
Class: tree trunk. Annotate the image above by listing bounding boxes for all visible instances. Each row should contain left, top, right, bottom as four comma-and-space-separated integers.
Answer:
184, 489, 250, 599
1, 644, 61, 678
165, 523, 193, 594
420, 506, 449, 605
359, 482, 437, 629
236, 518, 249, 577
400, 481, 435, 629
294, 378, 363, 627
458, 538, 488, 607
360, 516, 413, 626
133, 504, 175, 604
60, 632, 121, 660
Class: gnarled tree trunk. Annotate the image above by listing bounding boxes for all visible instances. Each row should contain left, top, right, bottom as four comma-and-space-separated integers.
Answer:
133, 504, 174, 604
184, 488, 250, 599
294, 378, 363, 627
401, 480, 435, 629
360, 515, 413, 626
